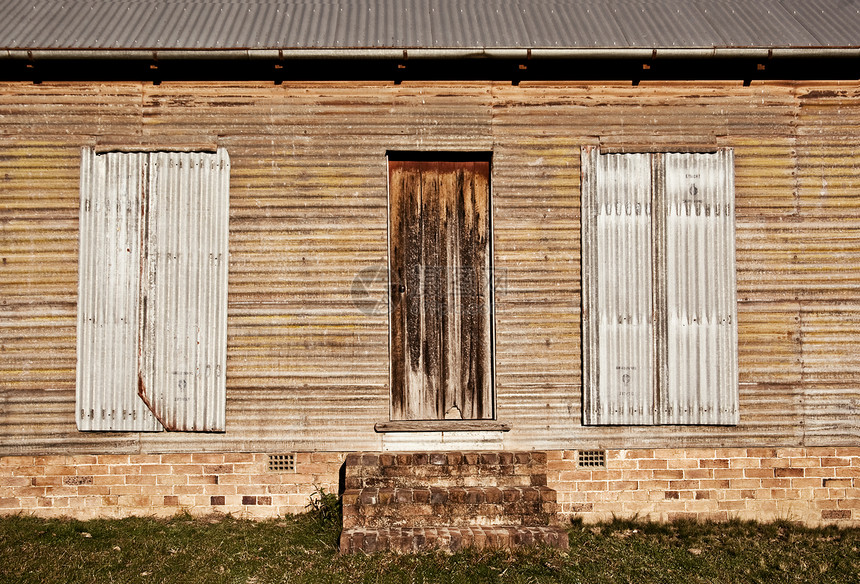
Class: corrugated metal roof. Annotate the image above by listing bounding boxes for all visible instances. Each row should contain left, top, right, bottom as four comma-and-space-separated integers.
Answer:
0, 0, 858, 52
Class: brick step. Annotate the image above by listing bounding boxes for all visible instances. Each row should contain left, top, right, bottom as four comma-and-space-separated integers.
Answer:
343, 487, 558, 528
344, 452, 548, 490
340, 525, 570, 554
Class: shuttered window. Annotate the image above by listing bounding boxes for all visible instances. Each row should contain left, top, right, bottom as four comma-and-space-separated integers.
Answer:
76, 148, 230, 432
581, 147, 738, 425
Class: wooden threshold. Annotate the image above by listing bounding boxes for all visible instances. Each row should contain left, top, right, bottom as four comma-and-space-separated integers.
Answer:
374, 420, 511, 433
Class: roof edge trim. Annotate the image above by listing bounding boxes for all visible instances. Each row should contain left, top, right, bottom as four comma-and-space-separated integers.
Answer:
3, 48, 859, 61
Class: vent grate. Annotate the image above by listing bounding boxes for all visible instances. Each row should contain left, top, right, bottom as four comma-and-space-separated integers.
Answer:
577, 450, 606, 469
267, 453, 296, 472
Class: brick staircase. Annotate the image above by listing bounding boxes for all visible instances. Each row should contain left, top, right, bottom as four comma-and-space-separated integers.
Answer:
340, 451, 569, 553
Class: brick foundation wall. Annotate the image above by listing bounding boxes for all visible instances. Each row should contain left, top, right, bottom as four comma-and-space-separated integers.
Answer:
1, 448, 857, 525
0, 453, 344, 520
548, 447, 860, 526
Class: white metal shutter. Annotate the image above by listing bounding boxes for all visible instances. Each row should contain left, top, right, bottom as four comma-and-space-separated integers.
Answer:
582, 150, 656, 425
662, 151, 738, 424
138, 150, 230, 432
582, 147, 737, 426
77, 148, 229, 432
76, 149, 162, 431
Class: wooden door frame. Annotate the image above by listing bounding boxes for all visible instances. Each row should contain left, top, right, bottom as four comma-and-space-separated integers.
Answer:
382, 151, 498, 429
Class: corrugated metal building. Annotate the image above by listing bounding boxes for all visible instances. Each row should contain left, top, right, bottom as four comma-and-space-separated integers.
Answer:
0, 1, 858, 524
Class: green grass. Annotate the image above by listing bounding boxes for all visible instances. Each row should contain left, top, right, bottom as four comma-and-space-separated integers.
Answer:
1, 512, 858, 584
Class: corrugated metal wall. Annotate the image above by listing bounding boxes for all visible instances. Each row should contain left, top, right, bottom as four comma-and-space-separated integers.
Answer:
0, 80, 858, 454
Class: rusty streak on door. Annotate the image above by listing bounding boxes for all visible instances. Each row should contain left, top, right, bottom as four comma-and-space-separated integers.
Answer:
389, 159, 493, 421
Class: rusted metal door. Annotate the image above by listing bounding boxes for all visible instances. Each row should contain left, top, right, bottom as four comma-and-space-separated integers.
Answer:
388, 159, 493, 421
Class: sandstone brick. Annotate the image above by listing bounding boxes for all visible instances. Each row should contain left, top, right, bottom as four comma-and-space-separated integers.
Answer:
669, 480, 699, 490
16, 486, 46, 497
684, 469, 713, 480
590, 470, 624, 481
775, 448, 806, 458
746, 448, 777, 458
684, 449, 716, 459
775, 468, 804, 478
730, 458, 760, 469
666, 458, 699, 470
139, 465, 171, 475
77, 486, 111, 496
202, 485, 237, 496
804, 448, 836, 457
568, 502, 593, 513
715, 448, 747, 459
1, 476, 32, 488
815, 499, 839, 510
557, 470, 592, 482
192, 454, 226, 464
157, 475, 187, 486
577, 481, 607, 492
638, 459, 667, 470
789, 458, 820, 468
91, 474, 124, 486
714, 469, 745, 480
835, 448, 860, 457
656, 449, 689, 460
109, 465, 141, 476
822, 510, 851, 520
43, 465, 76, 476
699, 479, 731, 490
791, 478, 823, 489
608, 481, 639, 491
109, 485, 142, 496
188, 475, 218, 485
652, 470, 684, 480
824, 478, 852, 488
821, 457, 851, 467
805, 467, 836, 478
0, 456, 35, 467
700, 459, 729, 469
125, 475, 157, 486
610, 470, 643, 482
117, 495, 153, 507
